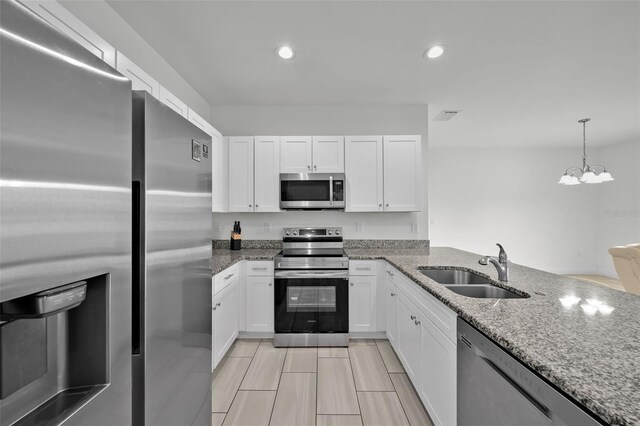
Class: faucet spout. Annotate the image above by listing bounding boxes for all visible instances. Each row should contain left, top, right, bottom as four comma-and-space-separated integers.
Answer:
478, 244, 509, 282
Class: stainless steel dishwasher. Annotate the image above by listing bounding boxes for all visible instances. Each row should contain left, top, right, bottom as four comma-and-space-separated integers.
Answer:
457, 319, 602, 426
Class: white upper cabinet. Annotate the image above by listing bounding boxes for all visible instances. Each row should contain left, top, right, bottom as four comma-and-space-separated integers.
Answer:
345, 136, 383, 212
280, 136, 312, 173
187, 108, 209, 134
115, 52, 159, 97
254, 137, 281, 212
383, 135, 422, 212
312, 136, 344, 173
20, 1, 116, 67
228, 137, 254, 212
158, 86, 188, 118
212, 134, 228, 213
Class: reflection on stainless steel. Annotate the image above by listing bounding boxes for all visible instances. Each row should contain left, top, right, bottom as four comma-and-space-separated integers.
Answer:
1, 1, 132, 424
0, 27, 127, 81
131, 91, 212, 425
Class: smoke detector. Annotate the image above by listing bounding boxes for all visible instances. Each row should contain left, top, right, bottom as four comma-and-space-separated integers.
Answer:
433, 110, 460, 121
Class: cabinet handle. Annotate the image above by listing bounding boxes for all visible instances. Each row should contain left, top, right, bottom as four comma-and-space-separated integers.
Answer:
216, 302, 221, 307
391, 292, 396, 296
249, 204, 252, 208
213, 306, 216, 311
355, 267, 370, 270
253, 267, 268, 270
379, 204, 382, 207
410, 315, 416, 320
314, 165, 317, 170
350, 283, 354, 286
386, 270, 394, 276
224, 274, 234, 280
415, 320, 421, 326
269, 283, 272, 287
255, 204, 259, 208
386, 203, 389, 207
307, 165, 311, 170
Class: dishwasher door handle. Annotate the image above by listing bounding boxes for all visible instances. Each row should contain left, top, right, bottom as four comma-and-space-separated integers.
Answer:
478, 353, 551, 420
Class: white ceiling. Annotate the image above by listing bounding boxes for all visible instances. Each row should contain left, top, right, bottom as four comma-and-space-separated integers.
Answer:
106, 1, 640, 148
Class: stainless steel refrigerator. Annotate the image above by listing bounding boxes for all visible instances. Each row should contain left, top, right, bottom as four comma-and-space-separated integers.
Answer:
1, 2, 212, 425
1, 1, 132, 425
131, 91, 212, 426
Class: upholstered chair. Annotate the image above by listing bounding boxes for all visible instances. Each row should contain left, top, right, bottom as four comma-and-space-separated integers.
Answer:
609, 244, 640, 296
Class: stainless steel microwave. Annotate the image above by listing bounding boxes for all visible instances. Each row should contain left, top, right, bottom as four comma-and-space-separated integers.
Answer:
280, 173, 345, 210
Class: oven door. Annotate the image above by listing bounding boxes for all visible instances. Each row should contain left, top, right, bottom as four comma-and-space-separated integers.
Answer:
274, 270, 349, 334
280, 173, 345, 209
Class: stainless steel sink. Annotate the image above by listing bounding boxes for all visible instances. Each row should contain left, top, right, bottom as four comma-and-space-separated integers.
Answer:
419, 269, 493, 285
443, 285, 524, 299
419, 268, 526, 299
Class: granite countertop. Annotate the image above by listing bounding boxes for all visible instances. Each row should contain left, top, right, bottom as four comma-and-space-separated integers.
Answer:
212, 246, 640, 424
211, 248, 280, 274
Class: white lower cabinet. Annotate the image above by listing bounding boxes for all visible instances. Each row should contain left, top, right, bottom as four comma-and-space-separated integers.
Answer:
348, 275, 377, 332
396, 292, 422, 387
385, 279, 398, 346
245, 275, 274, 332
420, 315, 457, 426
212, 277, 238, 369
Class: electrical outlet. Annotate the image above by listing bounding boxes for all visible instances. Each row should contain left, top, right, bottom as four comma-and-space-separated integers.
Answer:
264, 223, 272, 232
356, 222, 364, 232
411, 222, 418, 233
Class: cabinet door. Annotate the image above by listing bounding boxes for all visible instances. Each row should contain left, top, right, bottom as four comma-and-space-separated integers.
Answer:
280, 136, 312, 173
228, 137, 254, 212
20, 1, 116, 67
115, 52, 160, 97
345, 136, 383, 212
397, 292, 422, 387
312, 136, 344, 173
254, 137, 281, 212
187, 108, 209, 133
386, 280, 398, 346
245, 276, 275, 332
383, 135, 421, 212
158, 86, 188, 118
213, 282, 238, 367
349, 275, 377, 333
420, 316, 456, 426
211, 134, 228, 212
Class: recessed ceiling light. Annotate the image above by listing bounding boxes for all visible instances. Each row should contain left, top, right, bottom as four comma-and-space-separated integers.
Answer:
424, 45, 445, 59
277, 45, 295, 60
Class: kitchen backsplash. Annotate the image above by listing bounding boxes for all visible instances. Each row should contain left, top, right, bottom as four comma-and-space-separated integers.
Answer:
212, 239, 429, 250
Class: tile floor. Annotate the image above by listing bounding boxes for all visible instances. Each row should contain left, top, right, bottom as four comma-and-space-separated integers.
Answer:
212, 339, 434, 426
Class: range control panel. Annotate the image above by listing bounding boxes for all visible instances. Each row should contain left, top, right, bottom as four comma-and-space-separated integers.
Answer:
283, 227, 342, 237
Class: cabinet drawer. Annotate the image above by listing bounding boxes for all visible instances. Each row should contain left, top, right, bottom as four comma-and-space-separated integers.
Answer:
349, 261, 378, 276
384, 263, 397, 283
395, 272, 457, 343
214, 263, 239, 295
246, 261, 274, 276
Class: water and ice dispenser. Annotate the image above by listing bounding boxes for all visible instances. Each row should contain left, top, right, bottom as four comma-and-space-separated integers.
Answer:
0, 276, 109, 425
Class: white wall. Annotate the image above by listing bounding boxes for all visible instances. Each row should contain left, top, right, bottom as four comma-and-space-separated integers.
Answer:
428, 147, 602, 274
63, 0, 211, 118
595, 140, 640, 277
211, 104, 429, 240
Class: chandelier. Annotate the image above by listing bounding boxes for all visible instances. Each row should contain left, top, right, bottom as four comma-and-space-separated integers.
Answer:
558, 118, 614, 185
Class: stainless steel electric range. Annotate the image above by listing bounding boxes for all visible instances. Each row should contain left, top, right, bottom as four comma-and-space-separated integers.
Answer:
274, 227, 349, 347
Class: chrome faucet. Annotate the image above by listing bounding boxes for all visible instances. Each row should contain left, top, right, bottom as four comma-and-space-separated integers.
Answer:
479, 243, 509, 282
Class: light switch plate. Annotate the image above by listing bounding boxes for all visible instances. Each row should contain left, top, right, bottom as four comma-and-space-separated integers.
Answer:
264, 223, 272, 232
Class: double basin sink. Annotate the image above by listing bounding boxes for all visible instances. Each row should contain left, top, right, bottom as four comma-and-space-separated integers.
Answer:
419, 268, 527, 299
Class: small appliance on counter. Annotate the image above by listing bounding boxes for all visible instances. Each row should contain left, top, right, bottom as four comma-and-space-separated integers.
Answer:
274, 227, 349, 347
230, 221, 242, 250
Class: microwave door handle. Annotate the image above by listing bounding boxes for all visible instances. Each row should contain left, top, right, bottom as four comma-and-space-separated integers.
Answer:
329, 175, 333, 206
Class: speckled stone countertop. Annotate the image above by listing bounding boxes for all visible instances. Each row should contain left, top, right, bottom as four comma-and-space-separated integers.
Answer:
212, 246, 640, 424
211, 248, 280, 275
347, 247, 640, 426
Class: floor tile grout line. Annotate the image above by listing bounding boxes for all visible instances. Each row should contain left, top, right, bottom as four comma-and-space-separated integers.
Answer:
267, 341, 286, 425
216, 338, 262, 423
347, 345, 364, 418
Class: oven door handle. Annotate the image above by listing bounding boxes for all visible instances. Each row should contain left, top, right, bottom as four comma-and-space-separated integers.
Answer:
275, 270, 349, 279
